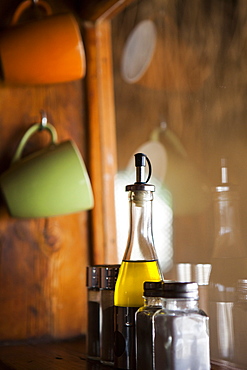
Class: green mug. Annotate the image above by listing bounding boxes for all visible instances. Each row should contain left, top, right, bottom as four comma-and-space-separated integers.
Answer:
0, 122, 94, 218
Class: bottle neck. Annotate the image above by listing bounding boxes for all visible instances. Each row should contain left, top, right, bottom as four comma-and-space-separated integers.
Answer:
212, 190, 245, 258
214, 191, 240, 233
123, 190, 157, 261
162, 298, 199, 311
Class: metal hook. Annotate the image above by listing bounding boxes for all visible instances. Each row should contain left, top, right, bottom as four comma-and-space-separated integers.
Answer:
160, 121, 167, 131
39, 110, 48, 131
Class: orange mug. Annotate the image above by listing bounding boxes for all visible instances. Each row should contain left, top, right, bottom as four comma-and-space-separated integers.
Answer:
0, 0, 86, 85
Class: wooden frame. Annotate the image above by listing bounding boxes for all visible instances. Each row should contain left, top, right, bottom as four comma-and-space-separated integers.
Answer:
81, 0, 135, 264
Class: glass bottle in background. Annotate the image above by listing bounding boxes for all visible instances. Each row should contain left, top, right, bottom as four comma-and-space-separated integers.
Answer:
208, 159, 247, 362
233, 279, 247, 367
136, 281, 164, 370
153, 282, 210, 370
100, 265, 120, 365
114, 153, 163, 370
86, 265, 101, 361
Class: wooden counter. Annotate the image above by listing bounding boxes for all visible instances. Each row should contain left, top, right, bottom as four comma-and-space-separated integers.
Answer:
0, 337, 111, 370
0, 337, 244, 370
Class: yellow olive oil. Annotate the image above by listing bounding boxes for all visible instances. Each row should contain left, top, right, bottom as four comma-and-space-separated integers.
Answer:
114, 260, 161, 307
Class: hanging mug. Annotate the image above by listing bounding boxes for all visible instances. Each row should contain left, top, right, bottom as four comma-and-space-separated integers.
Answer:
0, 120, 94, 218
121, 18, 210, 91
0, 0, 86, 84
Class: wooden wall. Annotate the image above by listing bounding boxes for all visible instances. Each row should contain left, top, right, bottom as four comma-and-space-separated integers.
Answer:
0, 0, 90, 342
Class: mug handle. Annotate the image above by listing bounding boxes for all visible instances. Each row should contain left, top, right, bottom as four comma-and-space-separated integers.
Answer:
11, 122, 58, 164
10, 0, 52, 26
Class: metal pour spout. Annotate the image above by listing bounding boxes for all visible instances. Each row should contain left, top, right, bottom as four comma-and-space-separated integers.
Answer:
126, 153, 154, 192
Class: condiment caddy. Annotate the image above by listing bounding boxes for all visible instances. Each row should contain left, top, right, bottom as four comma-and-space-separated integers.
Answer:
85, 153, 212, 369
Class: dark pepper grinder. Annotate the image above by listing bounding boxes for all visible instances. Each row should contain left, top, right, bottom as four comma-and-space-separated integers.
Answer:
100, 265, 120, 365
86, 265, 101, 361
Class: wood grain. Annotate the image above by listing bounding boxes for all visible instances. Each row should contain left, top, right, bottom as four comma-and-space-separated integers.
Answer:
0, 81, 89, 341
83, 20, 118, 265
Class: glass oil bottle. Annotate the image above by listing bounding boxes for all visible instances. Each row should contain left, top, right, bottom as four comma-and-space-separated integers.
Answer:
208, 159, 247, 362
114, 153, 163, 370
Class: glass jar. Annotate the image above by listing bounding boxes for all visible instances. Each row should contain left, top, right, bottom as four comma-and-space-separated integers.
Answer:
136, 281, 164, 370
153, 282, 210, 370
233, 279, 247, 367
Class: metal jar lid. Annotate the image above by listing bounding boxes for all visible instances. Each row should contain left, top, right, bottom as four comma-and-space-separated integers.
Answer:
162, 282, 199, 300
100, 265, 120, 290
237, 279, 247, 301
86, 265, 101, 288
143, 281, 164, 297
